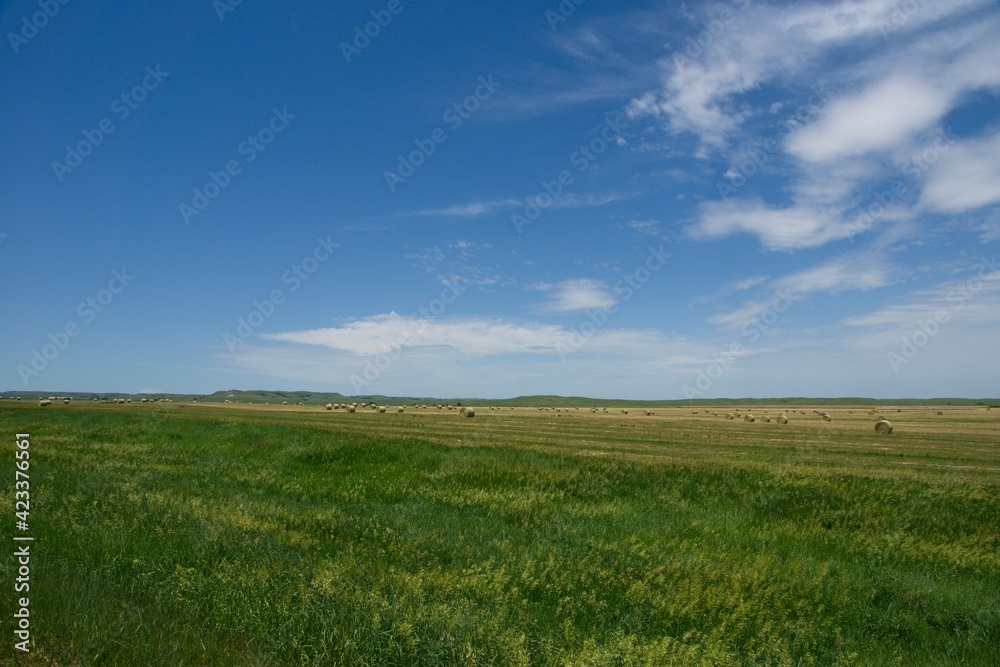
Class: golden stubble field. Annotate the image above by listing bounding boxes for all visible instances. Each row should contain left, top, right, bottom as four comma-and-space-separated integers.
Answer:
190, 400, 1000, 481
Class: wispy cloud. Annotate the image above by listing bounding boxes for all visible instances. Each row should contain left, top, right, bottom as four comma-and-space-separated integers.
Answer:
415, 198, 521, 218
625, 219, 665, 237
261, 314, 570, 356
843, 261, 1000, 330
707, 252, 895, 329
771, 253, 895, 295
413, 192, 632, 220
786, 75, 952, 163
727, 275, 769, 291
920, 130, 1000, 213
533, 279, 617, 314
407, 240, 507, 288
621, 0, 999, 252
691, 199, 844, 250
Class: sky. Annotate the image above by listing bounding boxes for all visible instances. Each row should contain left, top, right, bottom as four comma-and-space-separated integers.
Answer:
2, 0, 999, 400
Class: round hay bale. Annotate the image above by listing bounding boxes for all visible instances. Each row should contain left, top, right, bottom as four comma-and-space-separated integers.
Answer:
38, 399, 51, 407
743, 414, 755, 423
726, 413, 735, 420
459, 407, 468, 416
822, 414, 832, 422
464, 408, 475, 418
936, 411, 944, 415
63, 399, 70, 404
761, 416, 770, 423
777, 414, 789, 424
396, 407, 404, 413
377, 406, 386, 413
325, 403, 333, 410
875, 419, 893, 434
346, 406, 355, 413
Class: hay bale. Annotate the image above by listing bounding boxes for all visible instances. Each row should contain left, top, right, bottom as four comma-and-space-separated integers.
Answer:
38, 399, 51, 406
936, 411, 944, 415
459, 407, 468, 416
777, 413, 789, 424
761, 416, 771, 423
346, 405, 355, 413
821, 412, 832, 422
63, 399, 70, 404
743, 414, 755, 423
875, 419, 893, 434
378, 406, 386, 413
396, 407, 404, 413
726, 413, 735, 420
325, 403, 333, 410
464, 408, 475, 418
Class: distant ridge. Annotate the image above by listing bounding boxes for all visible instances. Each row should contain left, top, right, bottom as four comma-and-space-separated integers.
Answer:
1, 389, 997, 407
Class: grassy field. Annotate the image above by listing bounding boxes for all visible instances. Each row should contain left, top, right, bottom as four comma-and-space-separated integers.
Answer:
2, 401, 998, 665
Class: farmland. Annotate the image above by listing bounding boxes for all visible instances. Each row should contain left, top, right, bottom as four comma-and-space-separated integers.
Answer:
2, 400, 998, 665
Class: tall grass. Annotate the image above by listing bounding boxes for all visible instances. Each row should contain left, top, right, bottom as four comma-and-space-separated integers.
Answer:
2, 403, 998, 665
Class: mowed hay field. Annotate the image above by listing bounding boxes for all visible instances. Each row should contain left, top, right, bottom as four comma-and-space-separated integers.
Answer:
2, 402, 999, 666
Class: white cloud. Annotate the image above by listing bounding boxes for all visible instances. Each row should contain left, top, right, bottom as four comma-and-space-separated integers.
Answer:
226, 315, 716, 398
787, 75, 952, 162
772, 253, 894, 295
626, 0, 998, 252
776, 0, 989, 43
691, 199, 844, 250
262, 314, 570, 356
626, 219, 664, 237
416, 199, 520, 217
921, 130, 1000, 213
534, 279, 617, 314
728, 275, 769, 291
708, 252, 894, 330
843, 260, 1000, 330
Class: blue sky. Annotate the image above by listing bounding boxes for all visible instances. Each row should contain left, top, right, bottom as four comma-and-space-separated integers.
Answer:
2, 0, 998, 399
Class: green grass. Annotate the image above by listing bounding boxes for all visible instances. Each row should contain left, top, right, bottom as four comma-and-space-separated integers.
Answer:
2, 402, 998, 665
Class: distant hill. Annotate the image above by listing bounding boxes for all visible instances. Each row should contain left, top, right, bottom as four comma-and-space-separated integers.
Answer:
1, 389, 997, 407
